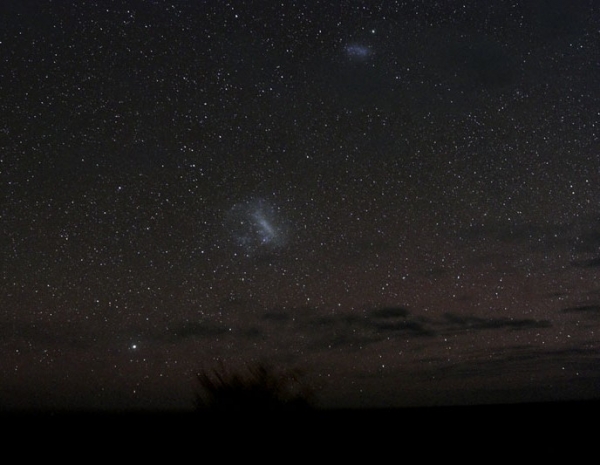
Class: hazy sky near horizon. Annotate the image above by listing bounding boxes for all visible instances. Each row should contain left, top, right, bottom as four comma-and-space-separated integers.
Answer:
1, 0, 599, 410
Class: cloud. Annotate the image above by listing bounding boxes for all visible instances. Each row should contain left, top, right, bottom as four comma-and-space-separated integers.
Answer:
428, 345, 600, 392
572, 257, 600, 268
369, 307, 436, 337
327, 307, 436, 340
370, 307, 410, 318
441, 313, 552, 332
0, 321, 95, 350
561, 305, 600, 315
186, 302, 556, 354
159, 301, 553, 359
262, 311, 293, 323
167, 320, 232, 341
256, 305, 436, 351
257, 304, 552, 353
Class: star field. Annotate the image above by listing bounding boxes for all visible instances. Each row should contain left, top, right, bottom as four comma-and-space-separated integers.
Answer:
1, 1, 599, 410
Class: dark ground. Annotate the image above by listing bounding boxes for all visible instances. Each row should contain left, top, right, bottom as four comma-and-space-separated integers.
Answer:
4, 399, 598, 442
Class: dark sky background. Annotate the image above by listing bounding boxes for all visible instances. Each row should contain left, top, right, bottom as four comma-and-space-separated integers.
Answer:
1, 0, 599, 411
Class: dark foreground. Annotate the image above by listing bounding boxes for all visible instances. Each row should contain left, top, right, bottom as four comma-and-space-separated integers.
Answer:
3, 399, 599, 438
2, 400, 598, 460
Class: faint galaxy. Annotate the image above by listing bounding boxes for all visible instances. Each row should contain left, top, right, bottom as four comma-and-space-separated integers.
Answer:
224, 197, 289, 255
344, 43, 373, 59
1, 0, 599, 411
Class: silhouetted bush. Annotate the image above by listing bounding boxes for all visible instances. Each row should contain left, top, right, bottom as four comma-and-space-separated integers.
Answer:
194, 362, 316, 412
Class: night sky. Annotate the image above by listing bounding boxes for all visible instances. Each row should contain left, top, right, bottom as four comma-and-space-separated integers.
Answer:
1, 0, 599, 411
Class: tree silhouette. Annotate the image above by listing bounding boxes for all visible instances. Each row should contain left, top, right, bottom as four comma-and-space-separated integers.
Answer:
194, 362, 316, 412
